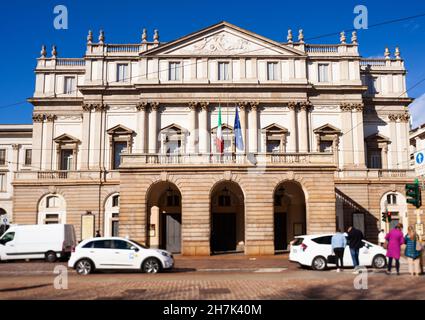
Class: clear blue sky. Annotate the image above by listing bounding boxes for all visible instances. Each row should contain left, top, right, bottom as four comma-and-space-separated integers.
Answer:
1, 0, 425, 125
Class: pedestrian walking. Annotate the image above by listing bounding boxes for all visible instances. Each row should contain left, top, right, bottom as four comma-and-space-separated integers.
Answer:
347, 226, 364, 273
404, 226, 422, 277
378, 229, 386, 247
385, 223, 404, 275
331, 229, 347, 272
95, 230, 101, 237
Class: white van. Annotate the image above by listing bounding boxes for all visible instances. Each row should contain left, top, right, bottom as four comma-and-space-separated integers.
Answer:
0, 224, 76, 262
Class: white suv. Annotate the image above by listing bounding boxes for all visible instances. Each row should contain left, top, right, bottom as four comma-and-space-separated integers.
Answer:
289, 234, 387, 271
68, 237, 174, 275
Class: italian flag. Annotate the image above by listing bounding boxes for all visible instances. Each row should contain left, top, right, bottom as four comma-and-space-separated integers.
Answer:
216, 104, 224, 153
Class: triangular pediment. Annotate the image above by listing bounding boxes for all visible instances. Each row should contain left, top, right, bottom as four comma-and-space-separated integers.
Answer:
211, 123, 233, 133
313, 124, 341, 134
143, 21, 306, 57
53, 133, 80, 144
365, 133, 390, 142
106, 124, 134, 135
160, 123, 188, 133
262, 123, 288, 133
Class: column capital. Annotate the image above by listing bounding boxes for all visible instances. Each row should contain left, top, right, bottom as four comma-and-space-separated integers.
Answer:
237, 101, 250, 111
249, 101, 259, 110
299, 101, 312, 111
188, 101, 199, 111
12, 144, 20, 151
136, 102, 149, 111
340, 103, 353, 112
199, 101, 210, 111
398, 112, 410, 122
388, 114, 399, 122
287, 101, 298, 111
353, 103, 364, 112
150, 101, 160, 111
82, 103, 94, 112
46, 114, 57, 122
32, 114, 45, 123
94, 103, 108, 112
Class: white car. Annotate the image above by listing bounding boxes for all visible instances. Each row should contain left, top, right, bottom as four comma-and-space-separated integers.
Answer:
68, 237, 174, 275
289, 234, 387, 271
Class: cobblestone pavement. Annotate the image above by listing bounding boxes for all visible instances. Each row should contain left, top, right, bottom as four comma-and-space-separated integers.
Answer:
0, 254, 424, 300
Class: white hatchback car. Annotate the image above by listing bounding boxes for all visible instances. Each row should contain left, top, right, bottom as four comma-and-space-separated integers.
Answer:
289, 234, 387, 271
68, 237, 174, 275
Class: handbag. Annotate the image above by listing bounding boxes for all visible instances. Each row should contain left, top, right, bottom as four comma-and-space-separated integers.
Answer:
327, 255, 337, 264
383, 241, 388, 249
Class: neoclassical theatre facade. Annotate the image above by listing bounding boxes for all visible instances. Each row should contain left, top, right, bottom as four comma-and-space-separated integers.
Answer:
12, 22, 415, 255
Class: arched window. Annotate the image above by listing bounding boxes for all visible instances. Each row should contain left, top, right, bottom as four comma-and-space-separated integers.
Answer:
38, 194, 66, 224
105, 193, 120, 237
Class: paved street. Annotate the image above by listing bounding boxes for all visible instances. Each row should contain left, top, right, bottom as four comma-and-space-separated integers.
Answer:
0, 254, 424, 300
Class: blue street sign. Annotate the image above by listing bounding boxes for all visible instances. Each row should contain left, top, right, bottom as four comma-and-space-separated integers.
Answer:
416, 152, 424, 165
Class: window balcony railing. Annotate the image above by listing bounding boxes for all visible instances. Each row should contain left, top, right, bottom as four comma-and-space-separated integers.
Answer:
14, 170, 120, 182
120, 152, 336, 167
335, 168, 415, 179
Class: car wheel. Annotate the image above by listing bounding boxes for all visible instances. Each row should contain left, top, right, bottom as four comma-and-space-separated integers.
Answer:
45, 251, 57, 263
372, 254, 387, 269
312, 256, 327, 271
75, 259, 93, 275
142, 257, 161, 274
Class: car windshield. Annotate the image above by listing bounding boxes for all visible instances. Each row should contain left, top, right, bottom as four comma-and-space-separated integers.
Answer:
129, 239, 147, 249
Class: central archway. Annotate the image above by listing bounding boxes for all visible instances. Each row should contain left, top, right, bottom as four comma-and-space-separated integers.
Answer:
146, 182, 182, 253
273, 181, 306, 252
210, 181, 245, 254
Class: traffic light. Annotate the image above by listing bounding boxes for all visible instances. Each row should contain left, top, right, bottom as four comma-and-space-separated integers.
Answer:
381, 212, 387, 222
405, 179, 422, 209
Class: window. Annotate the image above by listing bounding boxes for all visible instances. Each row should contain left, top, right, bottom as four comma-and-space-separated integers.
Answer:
117, 64, 128, 82
319, 141, 333, 153
267, 62, 278, 80
0, 174, 6, 192
318, 64, 329, 82
113, 142, 127, 169
0, 232, 15, 245
64, 77, 76, 94
312, 236, 333, 245
0, 149, 5, 165
368, 150, 382, 169
218, 195, 231, 207
218, 62, 229, 80
46, 196, 60, 208
44, 214, 59, 224
168, 62, 181, 81
112, 221, 119, 237
274, 194, 282, 206
60, 149, 73, 171
113, 240, 133, 250
112, 195, 120, 207
267, 140, 281, 153
166, 195, 180, 207
93, 240, 113, 249
83, 241, 94, 248
387, 194, 397, 205
25, 149, 32, 166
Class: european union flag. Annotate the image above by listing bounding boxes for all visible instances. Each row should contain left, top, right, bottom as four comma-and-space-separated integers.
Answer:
234, 106, 244, 151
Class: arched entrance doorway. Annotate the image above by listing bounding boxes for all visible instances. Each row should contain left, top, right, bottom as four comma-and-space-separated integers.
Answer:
380, 191, 408, 234
147, 182, 182, 253
210, 181, 245, 254
273, 181, 306, 252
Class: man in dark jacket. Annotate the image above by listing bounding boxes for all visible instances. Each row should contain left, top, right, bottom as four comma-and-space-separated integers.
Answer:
347, 226, 364, 273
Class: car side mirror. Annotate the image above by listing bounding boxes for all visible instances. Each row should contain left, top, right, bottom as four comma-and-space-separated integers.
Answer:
131, 246, 139, 252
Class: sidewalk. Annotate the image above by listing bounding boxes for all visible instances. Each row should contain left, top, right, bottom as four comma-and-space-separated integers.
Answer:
173, 253, 289, 272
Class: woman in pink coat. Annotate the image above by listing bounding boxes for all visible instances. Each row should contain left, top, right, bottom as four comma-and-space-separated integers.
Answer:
385, 223, 405, 275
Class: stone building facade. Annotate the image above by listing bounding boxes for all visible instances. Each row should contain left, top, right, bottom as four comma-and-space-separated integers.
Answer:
12, 22, 415, 255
